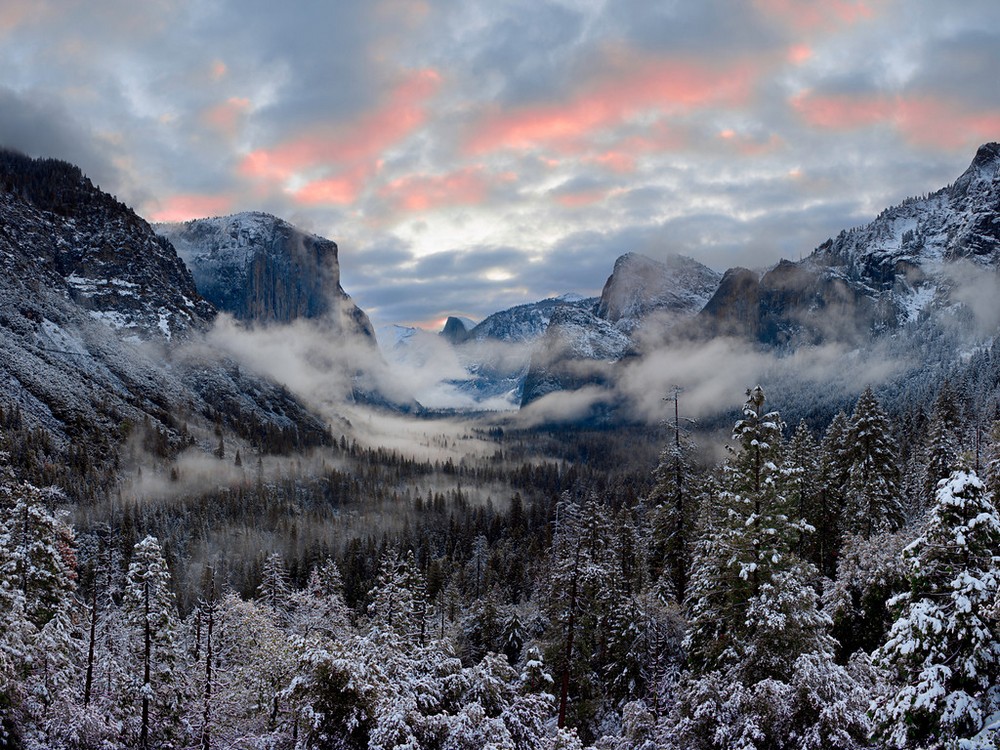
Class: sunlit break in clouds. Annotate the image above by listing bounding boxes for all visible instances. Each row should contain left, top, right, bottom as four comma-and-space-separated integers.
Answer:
1, 0, 998, 327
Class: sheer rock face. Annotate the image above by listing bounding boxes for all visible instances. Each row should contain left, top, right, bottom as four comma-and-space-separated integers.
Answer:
0, 150, 328, 453
157, 212, 374, 338
597, 252, 721, 333
519, 253, 717, 407
440, 316, 472, 344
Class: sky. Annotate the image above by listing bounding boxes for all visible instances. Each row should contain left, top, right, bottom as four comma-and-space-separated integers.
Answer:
1, 0, 999, 329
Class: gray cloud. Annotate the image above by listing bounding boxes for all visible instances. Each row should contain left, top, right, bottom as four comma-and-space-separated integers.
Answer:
0, 87, 118, 188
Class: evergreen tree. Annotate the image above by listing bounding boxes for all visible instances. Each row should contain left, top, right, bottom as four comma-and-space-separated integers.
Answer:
686, 385, 802, 673
816, 411, 850, 577
647, 388, 699, 601
785, 421, 821, 563
875, 470, 1000, 748
256, 551, 293, 624
843, 387, 904, 538
923, 382, 961, 504
290, 558, 352, 639
367, 550, 426, 647
121, 535, 185, 749
673, 388, 870, 750
543, 494, 615, 729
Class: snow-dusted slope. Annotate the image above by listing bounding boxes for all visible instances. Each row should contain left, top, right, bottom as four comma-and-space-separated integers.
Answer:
699, 143, 1000, 346
0, 151, 329, 456
468, 294, 598, 343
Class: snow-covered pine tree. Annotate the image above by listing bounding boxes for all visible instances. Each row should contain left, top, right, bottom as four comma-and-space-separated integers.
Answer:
210, 592, 297, 744
121, 535, 185, 749
685, 385, 801, 673
785, 421, 821, 563
671, 387, 871, 750
256, 551, 293, 625
543, 493, 616, 728
647, 387, 699, 602
843, 387, 904, 539
290, 558, 352, 640
367, 550, 426, 647
875, 470, 1000, 748
3, 482, 76, 631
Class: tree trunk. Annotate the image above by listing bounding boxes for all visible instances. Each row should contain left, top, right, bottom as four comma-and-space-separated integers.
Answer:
557, 543, 581, 729
200, 597, 214, 750
142, 578, 151, 750
84, 578, 98, 706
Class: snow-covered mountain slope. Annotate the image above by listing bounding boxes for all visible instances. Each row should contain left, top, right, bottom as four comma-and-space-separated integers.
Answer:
434, 253, 725, 409
597, 252, 721, 333
0, 151, 329, 460
700, 143, 1000, 346
468, 294, 598, 343
520, 305, 631, 406
156, 212, 374, 339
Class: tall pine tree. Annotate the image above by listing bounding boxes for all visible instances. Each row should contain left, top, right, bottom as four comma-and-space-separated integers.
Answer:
875, 470, 1000, 748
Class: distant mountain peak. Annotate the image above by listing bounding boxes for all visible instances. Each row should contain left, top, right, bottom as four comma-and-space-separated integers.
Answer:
440, 316, 473, 344
597, 251, 721, 332
952, 141, 1000, 197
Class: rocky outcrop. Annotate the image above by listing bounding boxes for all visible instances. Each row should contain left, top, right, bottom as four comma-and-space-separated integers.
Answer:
440, 316, 472, 344
157, 212, 374, 338
0, 150, 214, 342
597, 252, 721, 332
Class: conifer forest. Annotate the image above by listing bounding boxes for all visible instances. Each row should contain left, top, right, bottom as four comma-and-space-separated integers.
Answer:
2, 369, 1000, 750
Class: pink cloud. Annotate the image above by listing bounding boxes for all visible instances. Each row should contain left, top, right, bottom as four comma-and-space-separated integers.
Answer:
294, 175, 365, 206
379, 166, 491, 212
754, 0, 879, 32
587, 151, 637, 173
465, 52, 755, 155
209, 60, 228, 81
787, 44, 813, 64
240, 68, 441, 203
792, 91, 892, 129
202, 97, 251, 137
895, 99, 1000, 149
554, 189, 607, 208
149, 193, 234, 223
0, 1, 50, 35
794, 91, 1000, 150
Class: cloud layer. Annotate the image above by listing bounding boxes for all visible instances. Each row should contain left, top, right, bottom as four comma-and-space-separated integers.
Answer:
1, 0, 998, 327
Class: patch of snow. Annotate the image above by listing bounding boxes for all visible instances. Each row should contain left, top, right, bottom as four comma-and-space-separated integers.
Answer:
902, 284, 937, 323
157, 309, 172, 340
88, 309, 132, 330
